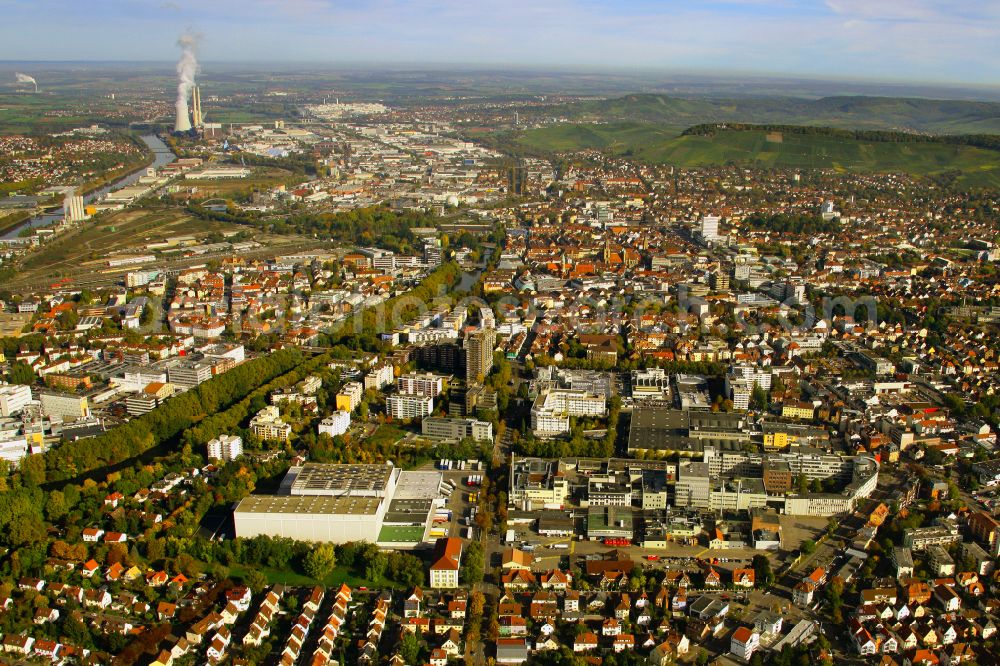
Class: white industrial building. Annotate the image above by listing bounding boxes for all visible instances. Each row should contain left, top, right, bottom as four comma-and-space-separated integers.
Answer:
631, 368, 672, 402
167, 361, 215, 389
235, 494, 386, 543
39, 392, 90, 423
184, 166, 251, 179
0, 384, 32, 417
530, 389, 607, 436
235, 464, 399, 543
233, 463, 444, 545
318, 411, 351, 438
114, 367, 168, 393
0, 438, 28, 464
674, 446, 879, 517
199, 342, 246, 365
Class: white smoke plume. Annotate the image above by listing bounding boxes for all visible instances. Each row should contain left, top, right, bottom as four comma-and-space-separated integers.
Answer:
174, 32, 200, 132
15, 72, 38, 93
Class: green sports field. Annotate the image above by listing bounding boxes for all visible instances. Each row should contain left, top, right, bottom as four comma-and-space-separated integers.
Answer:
378, 525, 426, 543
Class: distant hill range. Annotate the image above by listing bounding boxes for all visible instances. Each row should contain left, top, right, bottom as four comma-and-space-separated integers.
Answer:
558, 94, 1000, 134
514, 121, 1000, 189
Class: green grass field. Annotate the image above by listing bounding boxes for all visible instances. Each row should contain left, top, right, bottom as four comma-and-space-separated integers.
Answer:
518, 122, 1000, 188
378, 525, 425, 543
0, 93, 120, 134
517, 122, 681, 152
368, 424, 408, 447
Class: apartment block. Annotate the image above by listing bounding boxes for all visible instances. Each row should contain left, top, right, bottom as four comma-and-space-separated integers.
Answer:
250, 406, 292, 442
336, 382, 364, 412
208, 434, 244, 462
397, 372, 444, 398
387, 394, 434, 420
318, 411, 351, 438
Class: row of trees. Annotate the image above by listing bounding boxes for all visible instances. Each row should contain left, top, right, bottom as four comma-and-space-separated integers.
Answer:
217, 536, 426, 589
42, 348, 307, 484
180, 349, 335, 450
282, 206, 441, 252
0, 349, 340, 555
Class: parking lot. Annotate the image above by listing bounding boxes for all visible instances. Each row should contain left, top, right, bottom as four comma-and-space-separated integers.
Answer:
502, 509, 827, 573
438, 465, 486, 540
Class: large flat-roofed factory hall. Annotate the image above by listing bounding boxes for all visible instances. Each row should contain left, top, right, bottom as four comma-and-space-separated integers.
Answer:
233, 462, 447, 547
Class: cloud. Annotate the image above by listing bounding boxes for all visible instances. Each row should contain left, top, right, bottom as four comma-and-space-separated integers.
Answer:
1, 0, 998, 84
825, 0, 1000, 24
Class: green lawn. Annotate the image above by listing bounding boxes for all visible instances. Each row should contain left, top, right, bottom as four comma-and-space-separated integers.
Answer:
378, 525, 426, 543
517, 122, 1000, 189
368, 423, 408, 447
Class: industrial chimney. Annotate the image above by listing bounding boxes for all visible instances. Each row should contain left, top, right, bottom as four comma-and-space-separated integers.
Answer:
191, 85, 203, 127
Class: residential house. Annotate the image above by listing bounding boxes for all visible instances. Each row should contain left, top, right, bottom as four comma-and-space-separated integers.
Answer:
612, 634, 635, 652
574, 632, 599, 652
429, 538, 462, 589
732, 568, 755, 588
731, 626, 759, 661
404, 588, 424, 618
496, 638, 528, 665
502, 548, 533, 571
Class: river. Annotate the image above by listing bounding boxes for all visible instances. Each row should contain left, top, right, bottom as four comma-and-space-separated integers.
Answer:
457, 269, 482, 292
1, 134, 176, 240
455, 246, 493, 291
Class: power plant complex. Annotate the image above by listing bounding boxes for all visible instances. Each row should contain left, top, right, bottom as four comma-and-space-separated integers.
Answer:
176, 84, 204, 132
173, 33, 204, 133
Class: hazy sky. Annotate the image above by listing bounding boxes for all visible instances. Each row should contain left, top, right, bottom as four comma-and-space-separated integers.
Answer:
2, 0, 998, 84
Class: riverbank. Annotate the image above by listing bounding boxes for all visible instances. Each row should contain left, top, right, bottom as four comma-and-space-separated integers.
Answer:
78, 152, 156, 197
0, 211, 35, 238
1, 134, 175, 240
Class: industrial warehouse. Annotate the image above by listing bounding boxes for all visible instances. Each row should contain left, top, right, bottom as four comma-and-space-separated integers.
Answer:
233, 463, 447, 547
509, 450, 878, 518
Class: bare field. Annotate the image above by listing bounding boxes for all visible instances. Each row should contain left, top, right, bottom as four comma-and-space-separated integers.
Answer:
11, 206, 300, 288
172, 167, 300, 199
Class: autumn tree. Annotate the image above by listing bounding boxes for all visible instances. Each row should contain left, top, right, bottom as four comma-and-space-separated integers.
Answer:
304, 543, 337, 581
